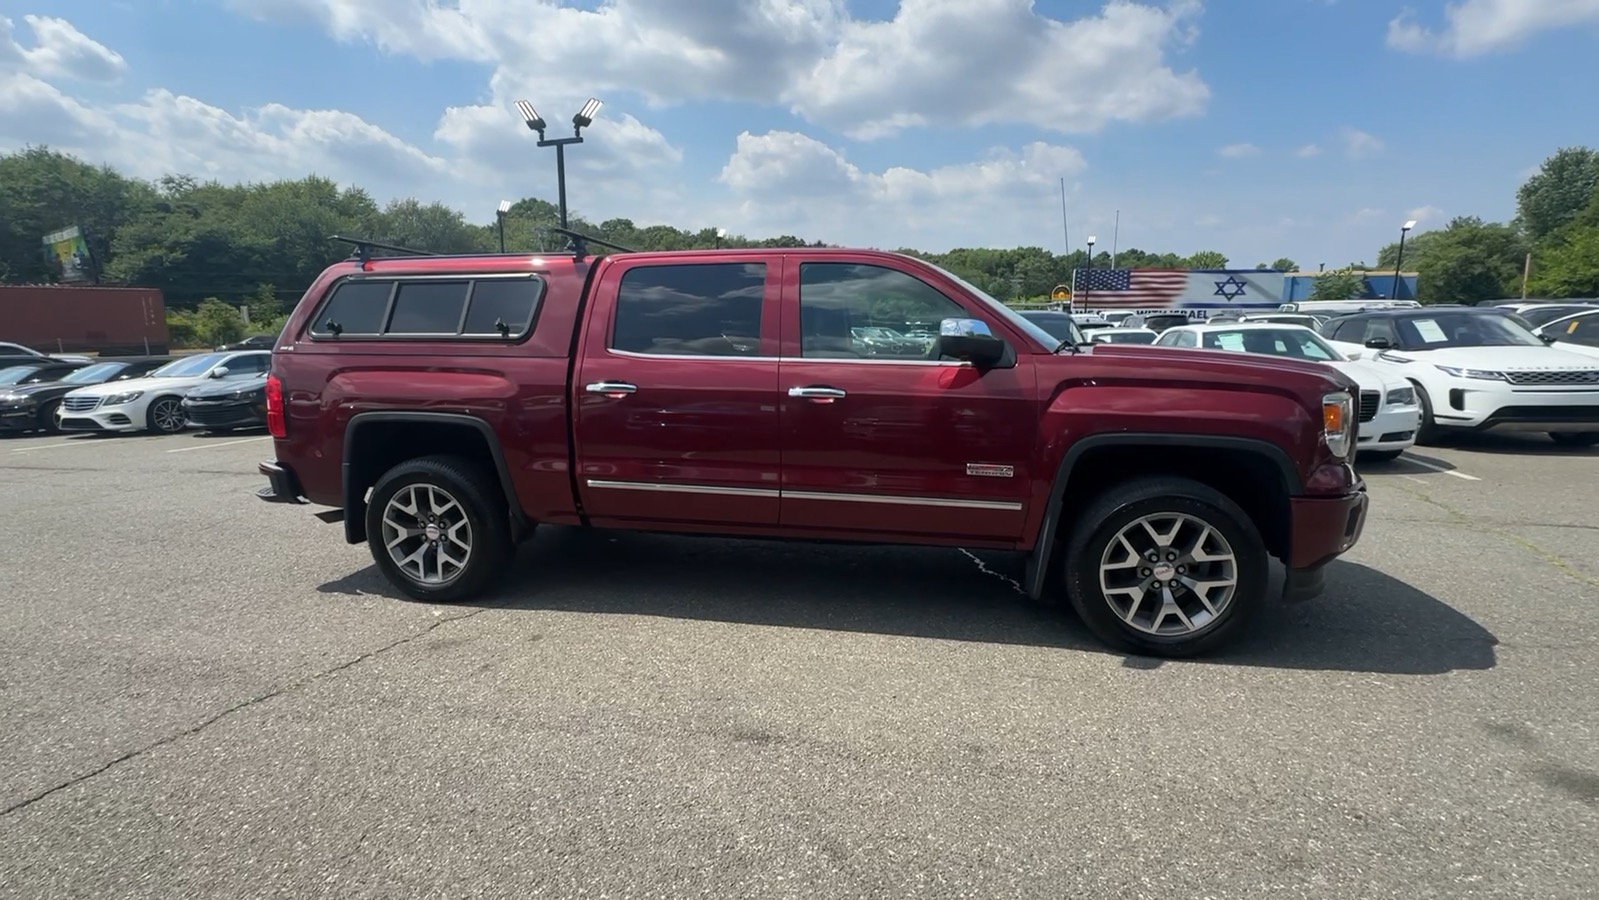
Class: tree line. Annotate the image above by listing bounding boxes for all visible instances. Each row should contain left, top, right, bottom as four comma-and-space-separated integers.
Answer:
3, 142, 1595, 339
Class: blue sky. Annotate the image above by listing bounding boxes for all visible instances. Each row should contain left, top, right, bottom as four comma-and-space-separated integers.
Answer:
2, 0, 1595, 269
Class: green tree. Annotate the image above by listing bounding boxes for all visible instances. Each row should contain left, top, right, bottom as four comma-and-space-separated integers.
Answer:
1311, 267, 1364, 300
1270, 257, 1298, 271
0, 146, 153, 283
1404, 217, 1526, 304
1184, 250, 1228, 268
1516, 146, 1599, 241
1528, 226, 1599, 297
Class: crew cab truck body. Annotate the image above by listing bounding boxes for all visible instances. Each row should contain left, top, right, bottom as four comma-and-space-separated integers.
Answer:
259, 243, 1369, 657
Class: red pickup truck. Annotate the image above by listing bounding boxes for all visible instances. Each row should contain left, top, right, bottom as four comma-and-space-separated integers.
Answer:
258, 233, 1369, 657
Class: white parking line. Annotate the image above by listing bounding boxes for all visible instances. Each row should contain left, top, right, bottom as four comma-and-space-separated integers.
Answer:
1406, 457, 1481, 481
165, 436, 270, 453
10, 439, 111, 453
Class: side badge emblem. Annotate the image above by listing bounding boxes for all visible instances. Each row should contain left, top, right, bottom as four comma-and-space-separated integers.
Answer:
966, 463, 1014, 478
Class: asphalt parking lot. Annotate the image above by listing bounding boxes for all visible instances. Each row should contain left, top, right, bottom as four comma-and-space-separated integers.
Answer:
1, 430, 1595, 898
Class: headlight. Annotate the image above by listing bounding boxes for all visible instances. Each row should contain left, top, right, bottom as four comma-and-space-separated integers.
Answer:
1385, 386, 1416, 406
1322, 391, 1355, 458
101, 391, 144, 405
0, 392, 28, 406
1434, 365, 1506, 381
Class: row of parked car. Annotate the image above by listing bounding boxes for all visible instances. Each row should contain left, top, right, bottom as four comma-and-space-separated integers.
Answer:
0, 345, 271, 436
1033, 299, 1599, 457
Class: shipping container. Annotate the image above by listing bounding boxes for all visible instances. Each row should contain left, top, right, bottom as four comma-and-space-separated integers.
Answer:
0, 285, 169, 355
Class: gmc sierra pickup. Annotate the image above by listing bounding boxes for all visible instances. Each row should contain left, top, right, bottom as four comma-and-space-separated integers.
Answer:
257, 232, 1369, 657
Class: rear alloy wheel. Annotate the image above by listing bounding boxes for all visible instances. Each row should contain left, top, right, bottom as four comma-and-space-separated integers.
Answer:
1549, 432, 1599, 447
365, 455, 513, 603
146, 396, 187, 434
1063, 476, 1268, 658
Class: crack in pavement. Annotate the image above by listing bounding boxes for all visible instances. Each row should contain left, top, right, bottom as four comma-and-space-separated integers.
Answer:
0, 608, 489, 819
1388, 482, 1599, 589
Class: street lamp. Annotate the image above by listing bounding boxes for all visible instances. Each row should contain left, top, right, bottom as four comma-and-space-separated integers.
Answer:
496, 200, 511, 253
516, 97, 604, 230
715, 227, 726, 249
1084, 235, 1097, 308
1393, 219, 1417, 299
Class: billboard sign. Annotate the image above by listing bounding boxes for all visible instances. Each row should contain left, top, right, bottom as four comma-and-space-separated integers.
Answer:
42, 225, 95, 284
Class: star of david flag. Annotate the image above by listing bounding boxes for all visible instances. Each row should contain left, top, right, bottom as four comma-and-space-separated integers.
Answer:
1073, 268, 1288, 315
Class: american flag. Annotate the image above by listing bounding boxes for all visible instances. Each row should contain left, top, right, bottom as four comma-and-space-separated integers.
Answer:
1074, 268, 1190, 308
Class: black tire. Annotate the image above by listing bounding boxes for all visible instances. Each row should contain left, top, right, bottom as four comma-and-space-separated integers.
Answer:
1412, 382, 1442, 446
364, 454, 514, 604
1062, 476, 1269, 658
1360, 448, 1404, 462
1549, 432, 1599, 447
35, 400, 61, 434
145, 395, 187, 434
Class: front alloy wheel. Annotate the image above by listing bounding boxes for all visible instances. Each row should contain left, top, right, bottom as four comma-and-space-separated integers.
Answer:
1097, 513, 1239, 638
147, 397, 186, 434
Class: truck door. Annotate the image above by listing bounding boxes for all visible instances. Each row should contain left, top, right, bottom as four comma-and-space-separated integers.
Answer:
776, 257, 1038, 542
573, 256, 783, 527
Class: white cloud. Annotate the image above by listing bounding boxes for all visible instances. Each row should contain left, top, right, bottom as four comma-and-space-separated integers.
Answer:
1387, 0, 1599, 57
1217, 142, 1261, 159
2, 14, 127, 83
230, 0, 1210, 139
1341, 127, 1384, 159
1407, 204, 1444, 224
1296, 143, 1322, 158
1355, 207, 1385, 219
715, 130, 1087, 248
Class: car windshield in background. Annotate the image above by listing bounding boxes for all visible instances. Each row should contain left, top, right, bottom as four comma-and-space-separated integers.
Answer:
1018, 312, 1087, 345
0, 366, 43, 385
1520, 305, 1599, 329
150, 353, 226, 378
60, 362, 128, 384
1393, 313, 1544, 349
1202, 328, 1340, 361
1096, 331, 1157, 344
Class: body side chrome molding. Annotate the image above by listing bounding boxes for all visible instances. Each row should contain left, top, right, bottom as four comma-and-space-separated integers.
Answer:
584, 479, 1022, 511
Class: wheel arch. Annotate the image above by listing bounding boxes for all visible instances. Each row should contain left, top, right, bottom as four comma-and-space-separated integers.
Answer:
1023, 433, 1300, 599
342, 411, 528, 545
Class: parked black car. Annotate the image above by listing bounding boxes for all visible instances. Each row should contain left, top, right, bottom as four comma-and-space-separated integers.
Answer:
215, 334, 277, 351
0, 357, 170, 434
182, 371, 268, 432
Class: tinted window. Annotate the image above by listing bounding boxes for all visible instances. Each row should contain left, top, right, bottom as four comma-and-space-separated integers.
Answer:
0, 366, 42, 385
313, 281, 392, 335
464, 279, 541, 336
799, 263, 964, 359
1329, 318, 1367, 341
220, 354, 269, 376
612, 263, 767, 356
388, 281, 469, 334
1521, 305, 1598, 329
61, 362, 128, 384
1019, 312, 1084, 343
1555, 313, 1599, 347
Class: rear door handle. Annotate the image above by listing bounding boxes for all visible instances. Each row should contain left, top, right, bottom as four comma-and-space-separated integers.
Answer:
585, 381, 638, 396
788, 385, 847, 401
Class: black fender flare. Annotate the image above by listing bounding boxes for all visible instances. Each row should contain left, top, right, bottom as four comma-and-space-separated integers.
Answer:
342, 410, 529, 544
1022, 432, 1303, 599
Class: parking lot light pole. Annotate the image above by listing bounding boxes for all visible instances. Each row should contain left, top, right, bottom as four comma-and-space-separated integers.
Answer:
1084, 235, 1097, 310
1394, 220, 1416, 299
496, 200, 511, 253
516, 98, 603, 231
715, 227, 726, 249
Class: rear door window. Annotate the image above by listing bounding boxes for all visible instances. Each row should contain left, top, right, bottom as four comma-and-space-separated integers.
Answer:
611, 263, 768, 357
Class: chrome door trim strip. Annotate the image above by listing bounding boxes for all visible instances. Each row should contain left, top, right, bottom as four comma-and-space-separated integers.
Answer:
782, 489, 1023, 511
585, 479, 781, 499
583, 479, 1021, 510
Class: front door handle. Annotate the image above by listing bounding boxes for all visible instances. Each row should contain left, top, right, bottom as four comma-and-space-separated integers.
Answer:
585, 380, 638, 397
788, 385, 847, 402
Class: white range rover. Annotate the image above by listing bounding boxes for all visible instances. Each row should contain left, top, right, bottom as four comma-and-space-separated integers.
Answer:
1152, 321, 1421, 460
1324, 308, 1599, 447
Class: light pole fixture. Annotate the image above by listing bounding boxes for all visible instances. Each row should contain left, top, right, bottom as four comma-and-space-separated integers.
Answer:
1085, 235, 1097, 308
516, 97, 604, 230
496, 199, 511, 253
715, 227, 726, 249
1393, 219, 1417, 299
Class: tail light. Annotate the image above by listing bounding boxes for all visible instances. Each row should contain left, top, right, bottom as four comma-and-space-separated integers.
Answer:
265, 372, 286, 438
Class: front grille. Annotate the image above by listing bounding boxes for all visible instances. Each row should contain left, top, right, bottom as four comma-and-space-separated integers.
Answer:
1504, 369, 1599, 386
1358, 390, 1380, 422
62, 396, 101, 412
185, 402, 256, 425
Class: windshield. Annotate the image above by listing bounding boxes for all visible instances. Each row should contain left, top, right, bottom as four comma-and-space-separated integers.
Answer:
150, 353, 226, 377
1394, 313, 1545, 350
1201, 328, 1341, 361
61, 362, 128, 384
1521, 305, 1599, 329
0, 366, 42, 385
1018, 312, 1087, 345
926, 262, 1062, 349
1095, 331, 1158, 344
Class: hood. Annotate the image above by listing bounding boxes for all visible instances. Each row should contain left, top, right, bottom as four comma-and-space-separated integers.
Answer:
65, 373, 196, 397
1394, 344, 1599, 370
186, 376, 266, 399
1548, 340, 1599, 360
1327, 358, 1403, 393
0, 379, 72, 398
1085, 343, 1359, 393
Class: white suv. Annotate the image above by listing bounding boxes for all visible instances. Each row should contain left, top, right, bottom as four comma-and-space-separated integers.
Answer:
1323, 309, 1599, 447
1154, 321, 1421, 460
57, 350, 272, 435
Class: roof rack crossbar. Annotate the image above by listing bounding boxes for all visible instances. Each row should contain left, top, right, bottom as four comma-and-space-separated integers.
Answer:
545, 227, 635, 260
329, 235, 438, 263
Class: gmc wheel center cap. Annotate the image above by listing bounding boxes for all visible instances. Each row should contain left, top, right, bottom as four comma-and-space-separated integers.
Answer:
424, 523, 442, 541
1153, 563, 1176, 581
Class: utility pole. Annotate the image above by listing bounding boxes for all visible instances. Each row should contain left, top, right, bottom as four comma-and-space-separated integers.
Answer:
1111, 210, 1120, 268
1521, 252, 1532, 299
